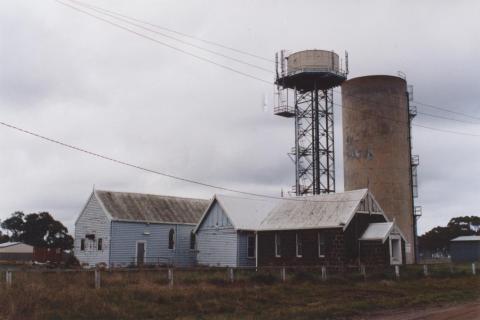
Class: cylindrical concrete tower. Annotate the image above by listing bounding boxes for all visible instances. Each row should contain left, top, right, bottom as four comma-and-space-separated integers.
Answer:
342, 75, 415, 264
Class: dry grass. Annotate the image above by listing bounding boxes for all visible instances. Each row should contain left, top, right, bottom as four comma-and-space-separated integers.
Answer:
0, 268, 478, 320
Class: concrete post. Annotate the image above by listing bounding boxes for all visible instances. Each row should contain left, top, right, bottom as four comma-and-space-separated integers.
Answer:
94, 269, 101, 289
321, 266, 327, 281
228, 268, 234, 283
449, 264, 454, 274
395, 265, 400, 280
423, 264, 428, 276
280, 267, 286, 282
5, 270, 12, 288
168, 268, 174, 288
472, 263, 476, 276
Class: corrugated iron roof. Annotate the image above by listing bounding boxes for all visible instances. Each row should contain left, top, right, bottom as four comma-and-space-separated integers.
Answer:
0, 242, 22, 248
259, 189, 370, 231
451, 235, 480, 242
215, 194, 280, 230
360, 222, 394, 242
95, 190, 209, 224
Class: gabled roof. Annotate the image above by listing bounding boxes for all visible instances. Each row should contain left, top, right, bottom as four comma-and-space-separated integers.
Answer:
215, 194, 280, 230
360, 222, 407, 243
360, 222, 394, 243
451, 235, 480, 242
195, 189, 384, 232
259, 189, 379, 231
95, 190, 209, 225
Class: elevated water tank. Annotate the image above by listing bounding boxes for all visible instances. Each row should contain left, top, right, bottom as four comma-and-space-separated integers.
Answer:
276, 49, 346, 91
342, 75, 415, 264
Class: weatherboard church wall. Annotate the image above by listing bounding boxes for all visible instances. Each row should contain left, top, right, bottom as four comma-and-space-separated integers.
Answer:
196, 201, 239, 267
74, 193, 111, 267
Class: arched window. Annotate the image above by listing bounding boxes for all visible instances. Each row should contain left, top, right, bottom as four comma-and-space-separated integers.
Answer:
190, 230, 196, 250
168, 228, 175, 250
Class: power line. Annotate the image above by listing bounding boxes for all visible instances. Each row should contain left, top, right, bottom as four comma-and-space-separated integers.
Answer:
55, 0, 272, 85
416, 111, 480, 125
0, 119, 361, 203
67, 0, 480, 127
67, 0, 272, 73
414, 100, 480, 122
56, 1, 480, 136
69, 0, 274, 63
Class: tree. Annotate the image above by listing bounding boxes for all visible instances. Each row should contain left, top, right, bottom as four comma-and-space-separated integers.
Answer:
1, 211, 73, 250
419, 215, 480, 255
0, 231, 9, 244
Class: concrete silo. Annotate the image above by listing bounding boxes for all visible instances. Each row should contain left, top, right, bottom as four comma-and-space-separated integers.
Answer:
342, 75, 415, 263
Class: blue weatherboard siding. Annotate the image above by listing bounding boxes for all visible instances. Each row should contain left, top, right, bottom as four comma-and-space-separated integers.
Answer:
196, 201, 240, 267
74, 193, 111, 267
109, 221, 196, 267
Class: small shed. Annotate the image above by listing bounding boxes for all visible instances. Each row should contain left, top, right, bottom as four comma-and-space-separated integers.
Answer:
0, 242, 34, 262
450, 236, 480, 263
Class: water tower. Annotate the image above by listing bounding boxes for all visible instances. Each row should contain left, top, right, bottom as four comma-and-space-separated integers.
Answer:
342, 75, 420, 263
274, 49, 348, 196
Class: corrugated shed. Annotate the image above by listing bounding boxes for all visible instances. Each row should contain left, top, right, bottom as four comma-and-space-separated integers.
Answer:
215, 195, 279, 230
451, 236, 480, 242
95, 190, 209, 224
359, 222, 394, 242
259, 189, 369, 231
0, 242, 22, 248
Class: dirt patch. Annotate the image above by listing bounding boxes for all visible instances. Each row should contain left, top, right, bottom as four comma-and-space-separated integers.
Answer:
355, 300, 480, 320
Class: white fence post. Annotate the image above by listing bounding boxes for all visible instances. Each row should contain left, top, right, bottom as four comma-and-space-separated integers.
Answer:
280, 267, 286, 282
228, 268, 234, 283
5, 270, 12, 288
94, 269, 101, 289
168, 268, 174, 288
395, 265, 400, 280
321, 266, 327, 281
423, 264, 428, 276
360, 265, 366, 280
472, 263, 476, 276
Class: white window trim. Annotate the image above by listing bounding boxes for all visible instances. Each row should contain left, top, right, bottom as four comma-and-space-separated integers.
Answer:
296, 233, 303, 258
318, 232, 325, 258
275, 233, 281, 258
135, 240, 147, 265
247, 234, 255, 259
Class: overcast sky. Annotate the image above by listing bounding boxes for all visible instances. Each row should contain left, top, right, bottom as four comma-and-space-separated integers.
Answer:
0, 0, 479, 235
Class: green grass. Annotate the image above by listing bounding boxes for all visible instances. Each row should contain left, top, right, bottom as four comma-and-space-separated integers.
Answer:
0, 268, 478, 320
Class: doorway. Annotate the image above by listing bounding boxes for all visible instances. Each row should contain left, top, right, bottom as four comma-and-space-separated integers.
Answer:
136, 241, 146, 265
390, 236, 402, 265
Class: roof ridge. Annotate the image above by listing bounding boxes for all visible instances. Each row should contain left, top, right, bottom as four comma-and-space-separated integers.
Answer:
95, 189, 209, 202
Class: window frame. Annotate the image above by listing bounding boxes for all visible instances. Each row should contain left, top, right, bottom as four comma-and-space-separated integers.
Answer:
97, 238, 103, 251
190, 230, 196, 250
247, 234, 255, 259
168, 228, 175, 250
80, 238, 85, 251
275, 232, 281, 258
296, 232, 303, 258
318, 232, 325, 258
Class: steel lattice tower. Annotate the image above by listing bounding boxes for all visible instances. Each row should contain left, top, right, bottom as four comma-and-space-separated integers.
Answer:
274, 50, 347, 196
